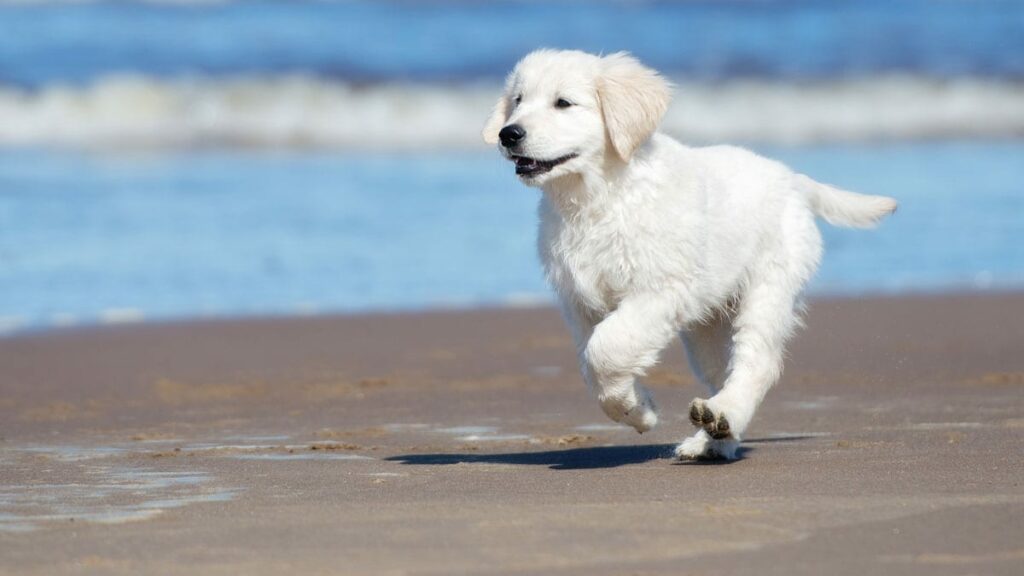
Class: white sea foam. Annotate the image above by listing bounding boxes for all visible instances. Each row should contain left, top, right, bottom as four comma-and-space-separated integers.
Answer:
1, 74, 1022, 150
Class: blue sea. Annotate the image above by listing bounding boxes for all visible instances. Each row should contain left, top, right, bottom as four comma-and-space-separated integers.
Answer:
1, 0, 1022, 333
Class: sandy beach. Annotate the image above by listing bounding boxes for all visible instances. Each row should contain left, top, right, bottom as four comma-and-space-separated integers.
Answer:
1, 293, 1022, 575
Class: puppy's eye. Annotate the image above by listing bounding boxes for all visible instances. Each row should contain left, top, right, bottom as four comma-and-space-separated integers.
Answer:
555, 98, 573, 109
514, 94, 522, 104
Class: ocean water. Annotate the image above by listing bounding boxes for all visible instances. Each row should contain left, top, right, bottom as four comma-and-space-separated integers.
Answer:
3, 1, 1024, 148
0, 0, 1022, 332
3, 141, 1022, 332
3, 0, 1023, 85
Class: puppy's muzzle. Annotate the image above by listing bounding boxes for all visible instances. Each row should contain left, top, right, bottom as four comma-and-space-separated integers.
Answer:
499, 124, 526, 148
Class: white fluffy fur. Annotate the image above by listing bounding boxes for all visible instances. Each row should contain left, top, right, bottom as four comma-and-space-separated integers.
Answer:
484, 50, 897, 460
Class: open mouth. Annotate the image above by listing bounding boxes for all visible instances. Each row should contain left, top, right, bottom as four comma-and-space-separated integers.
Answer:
512, 153, 578, 177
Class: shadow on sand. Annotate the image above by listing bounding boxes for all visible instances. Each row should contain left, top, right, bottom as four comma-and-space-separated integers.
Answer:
386, 443, 675, 470
387, 442, 761, 470
385, 435, 819, 470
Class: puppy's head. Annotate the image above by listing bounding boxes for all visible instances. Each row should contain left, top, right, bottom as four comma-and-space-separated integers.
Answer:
483, 49, 670, 186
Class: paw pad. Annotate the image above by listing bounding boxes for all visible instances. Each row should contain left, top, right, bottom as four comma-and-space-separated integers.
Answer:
688, 399, 732, 439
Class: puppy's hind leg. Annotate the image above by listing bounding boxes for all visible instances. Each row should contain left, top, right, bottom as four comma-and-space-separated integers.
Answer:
681, 312, 733, 395
676, 314, 739, 459
686, 273, 804, 459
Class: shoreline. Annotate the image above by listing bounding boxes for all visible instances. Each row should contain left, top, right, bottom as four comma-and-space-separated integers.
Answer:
4, 287, 1024, 341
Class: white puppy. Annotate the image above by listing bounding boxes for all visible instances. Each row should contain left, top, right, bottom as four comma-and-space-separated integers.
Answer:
484, 49, 896, 459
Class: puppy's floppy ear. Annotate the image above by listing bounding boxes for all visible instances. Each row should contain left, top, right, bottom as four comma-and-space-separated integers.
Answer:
482, 95, 509, 145
598, 52, 671, 161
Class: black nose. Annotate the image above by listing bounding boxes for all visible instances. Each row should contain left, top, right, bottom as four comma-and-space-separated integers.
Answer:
498, 124, 526, 148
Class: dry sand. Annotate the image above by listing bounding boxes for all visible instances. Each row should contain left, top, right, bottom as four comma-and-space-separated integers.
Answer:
1, 293, 1022, 575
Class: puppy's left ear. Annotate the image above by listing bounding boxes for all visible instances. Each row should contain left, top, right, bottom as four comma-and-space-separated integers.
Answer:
482, 95, 509, 145
599, 53, 671, 161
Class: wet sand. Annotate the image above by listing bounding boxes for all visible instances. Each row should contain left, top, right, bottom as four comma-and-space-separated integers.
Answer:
1, 293, 1022, 575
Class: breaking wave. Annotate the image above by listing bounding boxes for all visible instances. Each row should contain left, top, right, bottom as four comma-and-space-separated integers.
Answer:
1, 74, 1022, 149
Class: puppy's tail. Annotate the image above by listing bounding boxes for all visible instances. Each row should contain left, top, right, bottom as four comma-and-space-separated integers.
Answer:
796, 174, 897, 229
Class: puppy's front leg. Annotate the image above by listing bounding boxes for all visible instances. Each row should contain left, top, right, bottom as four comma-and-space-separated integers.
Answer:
557, 297, 599, 391
583, 295, 680, 433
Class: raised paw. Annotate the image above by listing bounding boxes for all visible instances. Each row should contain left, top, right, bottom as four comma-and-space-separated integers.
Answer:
689, 398, 732, 439
599, 386, 659, 434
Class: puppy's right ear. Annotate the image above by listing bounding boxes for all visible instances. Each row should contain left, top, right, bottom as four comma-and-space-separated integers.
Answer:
482, 95, 509, 145
599, 52, 671, 161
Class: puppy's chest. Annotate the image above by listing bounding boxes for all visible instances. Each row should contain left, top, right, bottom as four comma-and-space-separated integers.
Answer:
542, 218, 645, 314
